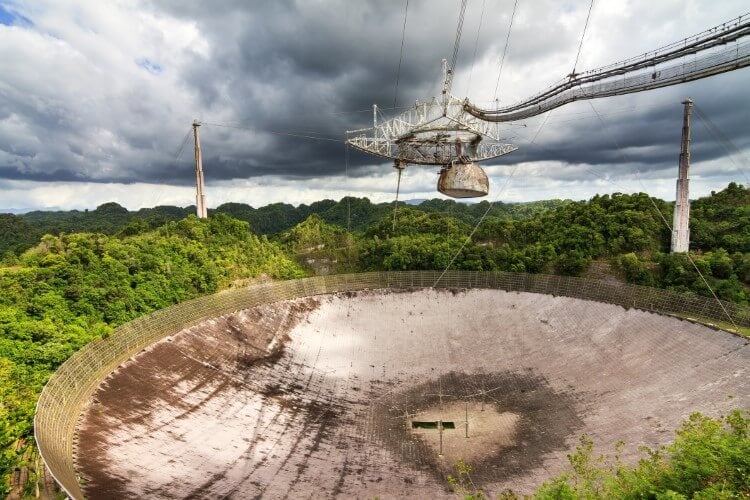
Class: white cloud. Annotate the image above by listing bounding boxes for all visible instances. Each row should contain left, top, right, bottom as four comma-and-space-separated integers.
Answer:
0, 0, 748, 211
1, 154, 742, 213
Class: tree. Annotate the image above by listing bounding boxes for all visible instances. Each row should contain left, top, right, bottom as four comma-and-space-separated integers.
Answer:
535, 411, 750, 499
0, 214, 306, 488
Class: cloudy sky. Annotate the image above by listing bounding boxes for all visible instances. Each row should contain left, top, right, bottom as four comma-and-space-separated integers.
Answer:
0, 0, 748, 212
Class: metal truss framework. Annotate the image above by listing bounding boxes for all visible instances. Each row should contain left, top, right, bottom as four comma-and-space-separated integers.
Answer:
347, 93, 517, 166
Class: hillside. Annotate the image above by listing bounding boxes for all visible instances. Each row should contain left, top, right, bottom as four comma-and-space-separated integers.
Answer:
0, 197, 567, 257
0, 214, 303, 495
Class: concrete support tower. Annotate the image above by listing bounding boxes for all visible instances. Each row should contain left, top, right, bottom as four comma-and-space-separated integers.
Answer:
671, 99, 692, 253
192, 120, 208, 219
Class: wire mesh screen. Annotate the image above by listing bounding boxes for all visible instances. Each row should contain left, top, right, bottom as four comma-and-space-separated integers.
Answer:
34, 271, 749, 499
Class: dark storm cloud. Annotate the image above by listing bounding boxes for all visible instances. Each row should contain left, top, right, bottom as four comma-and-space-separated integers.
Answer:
0, 166, 87, 182
150, 0, 750, 182
0, 0, 748, 187
144, 0, 585, 180
490, 70, 750, 178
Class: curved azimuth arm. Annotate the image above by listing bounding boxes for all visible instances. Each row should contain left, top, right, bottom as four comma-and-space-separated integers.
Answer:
465, 12, 750, 122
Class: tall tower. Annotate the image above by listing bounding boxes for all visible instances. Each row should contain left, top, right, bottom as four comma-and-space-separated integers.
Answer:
671, 100, 692, 253
192, 120, 208, 219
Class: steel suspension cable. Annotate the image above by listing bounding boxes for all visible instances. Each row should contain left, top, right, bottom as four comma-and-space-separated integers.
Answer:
445, 0, 469, 96
201, 122, 342, 143
393, 0, 410, 109
571, 0, 595, 77
493, 0, 519, 102
149, 126, 193, 209
392, 165, 404, 231
432, 110, 552, 288
693, 104, 750, 184
466, 13, 750, 121
465, 0, 487, 97
344, 139, 354, 275
586, 100, 740, 332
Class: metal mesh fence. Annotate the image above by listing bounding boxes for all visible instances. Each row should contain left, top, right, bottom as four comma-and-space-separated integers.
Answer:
33, 271, 750, 499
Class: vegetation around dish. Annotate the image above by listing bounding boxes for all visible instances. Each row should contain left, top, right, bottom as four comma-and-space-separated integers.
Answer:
448, 411, 750, 498
534, 411, 750, 499
0, 214, 303, 495
0, 183, 748, 495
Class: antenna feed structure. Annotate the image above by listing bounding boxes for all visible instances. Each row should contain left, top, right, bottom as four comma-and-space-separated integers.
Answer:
346, 61, 518, 199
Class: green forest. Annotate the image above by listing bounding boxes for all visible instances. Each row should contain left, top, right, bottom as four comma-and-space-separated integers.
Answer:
1, 183, 749, 497
0, 215, 304, 496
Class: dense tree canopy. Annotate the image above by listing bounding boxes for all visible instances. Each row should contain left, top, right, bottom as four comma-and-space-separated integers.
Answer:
279, 214, 357, 274
1, 197, 564, 255
691, 182, 750, 253
356, 186, 749, 303
0, 215, 302, 494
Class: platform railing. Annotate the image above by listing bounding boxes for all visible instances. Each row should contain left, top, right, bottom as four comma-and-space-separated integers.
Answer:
33, 271, 750, 499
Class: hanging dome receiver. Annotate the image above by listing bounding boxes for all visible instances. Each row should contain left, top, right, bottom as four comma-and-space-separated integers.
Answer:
437, 162, 489, 198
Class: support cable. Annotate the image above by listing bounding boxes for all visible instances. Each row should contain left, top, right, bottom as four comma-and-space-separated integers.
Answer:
345, 142, 351, 233
571, 0, 595, 78
344, 139, 353, 275
149, 126, 193, 209
492, 0, 519, 101
465, 0, 486, 97
392, 164, 404, 232
450, 0, 469, 72
329, 105, 410, 116
445, 0, 469, 96
586, 100, 740, 332
432, 110, 552, 288
466, 12, 750, 122
393, 0, 410, 109
693, 104, 750, 184
174, 128, 193, 162
201, 122, 342, 143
